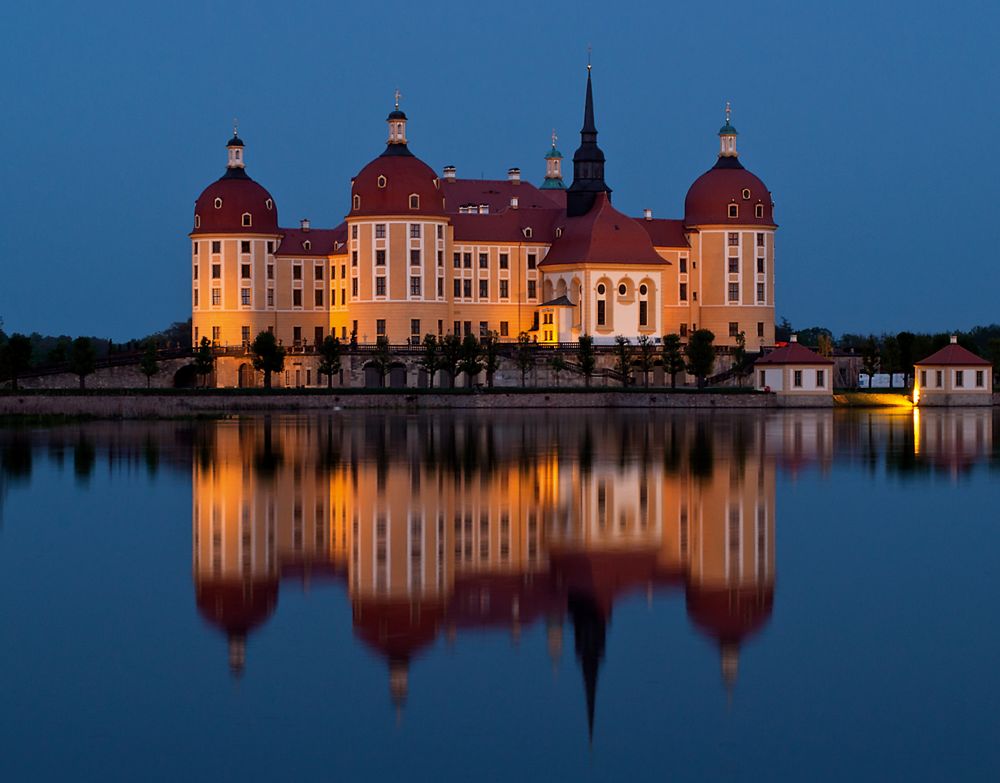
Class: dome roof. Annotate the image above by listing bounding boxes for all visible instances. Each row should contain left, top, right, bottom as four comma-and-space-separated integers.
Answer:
387, 108, 407, 121
684, 158, 774, 227
686, 584, 773, 644
196, 577, 279, 637
227, 133, 244, 148
349, 149, 445, 218
193, 171, 279, 235
541, 192, 666, 267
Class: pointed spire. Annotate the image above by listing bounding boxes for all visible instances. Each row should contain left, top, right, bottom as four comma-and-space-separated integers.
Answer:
581, 67, 597, 137
568, 592, 607, 745
567, 61, 611, 216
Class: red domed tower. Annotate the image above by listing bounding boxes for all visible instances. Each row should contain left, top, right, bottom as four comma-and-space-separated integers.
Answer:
342, 95, 450, 345
683, 104, 776, 351
190, 128, 282, 353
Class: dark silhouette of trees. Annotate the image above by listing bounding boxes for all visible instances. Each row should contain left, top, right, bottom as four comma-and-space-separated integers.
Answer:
317, 335, 342, 389
685, 329, 716, 388
250, 331, 285, 389
514, 332, 534, 387
139, 340, 159, 388
661, 333, 685, 388
69, 337, 97, 389
635, 335, 655, 387
577, 334, 596, 387
1, 334, 33, 390
614, 336, 632, 387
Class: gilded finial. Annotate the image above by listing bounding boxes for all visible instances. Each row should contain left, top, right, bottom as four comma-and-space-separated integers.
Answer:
232, 117, 238, 137
394, 88, 401, 110
725, 101, 731, 124
587, 43, 592, 71
551, 128, 558, 149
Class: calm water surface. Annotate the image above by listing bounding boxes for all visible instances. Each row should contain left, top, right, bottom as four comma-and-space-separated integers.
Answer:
1, 409, 998, 782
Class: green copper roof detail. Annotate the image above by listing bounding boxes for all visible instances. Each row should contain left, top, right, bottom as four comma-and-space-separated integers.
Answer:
719, 120, 738, 136
546, 148, 563, 159
540, 177, 566, 189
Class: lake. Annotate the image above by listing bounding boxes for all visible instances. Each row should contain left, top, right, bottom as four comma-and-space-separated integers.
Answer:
1, 409, 998, 782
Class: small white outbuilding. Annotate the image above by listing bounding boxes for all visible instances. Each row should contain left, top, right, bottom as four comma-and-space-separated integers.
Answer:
754, 335, 833, 403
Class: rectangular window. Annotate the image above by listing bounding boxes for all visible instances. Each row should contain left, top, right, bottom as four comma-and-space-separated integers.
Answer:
757, 257, 765, 274
936, 370, 943, 387
314, 326, 324, 346
293, 289, 302, 307
293, 265, 302, 280
453, 252, 461, 268
212, 264, 221, 279
437, 277, 443, 298
729, 322, 739, 337
793, 370, 803, 388
527, 280, 536, 299
479, 280, 488, 298
728, 283, 739, 302
193, 241, 199, 256
757, 282, 765, 302
956, 370, 964, 388
330, 264, 336, 280
453, 279, 461, 297
728, 232, 739, 246
639, 300, 648, 327
597, 299, 606, 326
376, 250, 386, 266
478, 321, 488, 337
463, 279, 472, 297
499, 253, 509, 269
352, 250, 358, 267
315, 264, 324, 280
679, 257, 687, 273
920, 370, 927, 387
193, 265, 199, 280
267, 241, 274, 254
680, 323, 688, 337
817, 369, 826, 388
212, 326, 220, 342
728, 257, 739, 274
500, 321, 509, 337
375, 223, 386, 238
376, 276, 386, 296
411, 319, 421, 337
464, 321, 472, 335
437, 250, 443, 267
241, 263, 251, 279
410, 224, 421, 238
267, 264, 274, 280
376, 319, 386, 336
757, 321, 764, 337
453, 321, 461, 336
411, 249, 421, 266
267, 289, 274, 307
436, 224, 443, 239
350, 278, 358, 297
352, 225, 358, 239
341, 288, 345, 305
314, 289, 323, 307
410, 276, 421, 296
527, 253, 537, 270
976, 370, 985, 387
756, 232, 765, 247
211, 289, 221, 306
193, 289, 199, 306
463, 252, 472, 268
211, 240, 221, 253
241, 288, 251, 306
341, 264, 346, 278
479, 253, 488, 269
499, 279, 509, 299
242, 326, 250, 344
755, 204, 764, 219
241, 240, 250, 254
728, 204, 739, 218
679, 282, 688, 301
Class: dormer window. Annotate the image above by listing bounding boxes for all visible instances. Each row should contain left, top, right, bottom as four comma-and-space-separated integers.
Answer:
409, 194, 420, 209
265, 198, 273, 210
303, 240, 311, 251
353, 194, 361, 210
742, 188, 751, 200
242, 213, 252, 227
377, 175, 387, 189
523, 227, 533, 238
194, 214, 201, 229
214, 197, 223, 209
555, 227, 562, 238
728, 204, 739, 219
755, 203, 764, 219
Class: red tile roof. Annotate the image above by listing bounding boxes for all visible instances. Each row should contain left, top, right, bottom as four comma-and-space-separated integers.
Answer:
442, 178, 565, 213
274, 223, 347, 257
755, 342, 833, 365
350, 151, 446, 218
450, 208, 563, 243
192, 174, 280, 235
541, 193, 668, 267
915, 343, 991, 367
684, 159, 775, 227
636, 217, 689, 248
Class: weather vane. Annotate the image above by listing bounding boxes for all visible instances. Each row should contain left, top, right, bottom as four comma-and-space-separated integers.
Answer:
394, 88, 401, 110
551, 128, 558, 148
725, 101, 731, 124
233, 117, 238, 136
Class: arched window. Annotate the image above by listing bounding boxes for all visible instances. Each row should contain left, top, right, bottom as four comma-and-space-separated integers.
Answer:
303, 240, 311, 251
377, 175, 387, 189
214, 197, 223, 209
755, 203, 764, 219
523, 227, 533, 239
742, 188, 751, 200
728, 203, 739, 219
194, 214, 201, 228
409, 194, 420, 209
265, 198, 273, 210
242, 213, 252, 227
353, 194, 361, 210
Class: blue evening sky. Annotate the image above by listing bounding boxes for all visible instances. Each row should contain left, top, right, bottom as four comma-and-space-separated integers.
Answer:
0, 0, 996, 340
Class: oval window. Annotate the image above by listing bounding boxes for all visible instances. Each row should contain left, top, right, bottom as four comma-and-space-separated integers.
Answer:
597, 283, 606, 295
618, 283, 627, 296
377, 175, 387, 189
265, 198, 273, 210
214, 197, 223, 209
639, 284, 648, 296
742, 188, 751, 200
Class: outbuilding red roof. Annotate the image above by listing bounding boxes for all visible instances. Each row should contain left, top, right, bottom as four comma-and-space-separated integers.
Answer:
915, 343, 991, 366
755, 341, 833, 365
636, 217, 689, 248
540, 193, 668, 267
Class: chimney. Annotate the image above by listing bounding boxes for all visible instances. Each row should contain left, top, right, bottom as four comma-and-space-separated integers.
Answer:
510, 196, 519, 209
443, 165, 456, 182
790, 334, 798, 343
479, 204, 490, 215
950, 335, 958, 344
300, 218, 310, 231
507, 167, 521, 184
643, 208, 653, 221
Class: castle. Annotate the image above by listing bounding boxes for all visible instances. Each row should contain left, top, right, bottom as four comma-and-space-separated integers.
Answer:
190, 67, 776, 387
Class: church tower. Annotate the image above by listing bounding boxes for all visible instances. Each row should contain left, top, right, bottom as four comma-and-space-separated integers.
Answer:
566, 65, 612, 217
541, 130, 565, 190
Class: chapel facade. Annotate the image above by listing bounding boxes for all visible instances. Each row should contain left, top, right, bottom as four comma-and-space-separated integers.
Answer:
189, 68, 777, 362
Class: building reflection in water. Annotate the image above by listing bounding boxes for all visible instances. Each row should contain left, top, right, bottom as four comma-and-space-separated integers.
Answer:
185, 408, 996, 732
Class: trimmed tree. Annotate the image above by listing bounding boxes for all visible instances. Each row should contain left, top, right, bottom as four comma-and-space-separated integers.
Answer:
460, 334, 483, 387
614, 335, 632, 387
732, 331, 748, 387
635, 335, 655, 387
514, 332, 534, 387
193, 336, 215, 388
577, 334, 596, 387
250, 331, 285, 389
69, 337, 97, 389
139, 340, 159, 388
685, 329, 716, 388
317, 335, 342, 389
897, 331, 916, 388
480, 331, 501, 388
419, 334, 441, 388
2, 333, 33, 391
371, 335, 393, 388
440, 333, 463, 388
661, 333, 685, 388
861, 336, 880, 388
551, 353, 567, 387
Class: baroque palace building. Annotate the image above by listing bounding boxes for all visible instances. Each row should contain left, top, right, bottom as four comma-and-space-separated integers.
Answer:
190, 67, 776, 382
